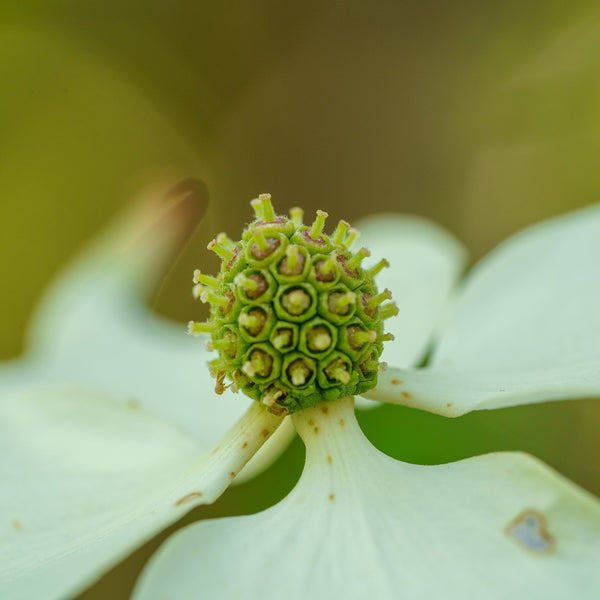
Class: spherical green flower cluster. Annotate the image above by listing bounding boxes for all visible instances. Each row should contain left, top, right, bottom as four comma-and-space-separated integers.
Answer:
188, 194, 397, 415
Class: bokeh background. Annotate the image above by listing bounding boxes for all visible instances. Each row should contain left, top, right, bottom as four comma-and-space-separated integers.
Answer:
1, 2, 599, 598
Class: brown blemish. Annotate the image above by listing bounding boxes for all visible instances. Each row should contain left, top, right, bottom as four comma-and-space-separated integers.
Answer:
278, 251, 305, 276
251, 237, 280, 260
446, 402, 452, 408
505, 509, 555, 554
220, 289, 236, 316
315, 260, 335, 282
242, 441, 248, 449
329, 493, 335, 501
261, 428, 270, 438
175, 492, 203, 506
401, 391, 412, 399
230, 472, 236, 478
390, 379, 402, 386
12, 520, 21, 531
211, 445, 221, 454
308, 419, 315, 426
302, 228, 326, 245
321, 406, 329, 414
336, 254, 358, 278
244, 273, 268, 300
314, 426, 319, 434
226, 246, 241, 271
361, 292, 377, 318
327, 455, 333, 465
339, 418, 345, 427
243, 308, 268, 336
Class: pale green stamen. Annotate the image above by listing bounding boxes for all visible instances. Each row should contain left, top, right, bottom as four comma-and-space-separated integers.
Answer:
290, 206, 303, 227
207, 239, 234, 261
328, 291, 356, 314
272, 329, 292, 349
251, 197, 264, 220
243, 350, 273, 378
187, 320, 216, 336
367, 288, 392, 309
193, 269, 219, 287
318, 258, 334, 275
346, 247, 371, 271
283, 245, 300, 272
332, 220, 350, 245
234, 273, 259, 291
252, 228, 270, 252
342, 227, 360, 250
350, 329, 377, 347
216, 233, 235, 250
192, 284, 204, 299
282, 289, 311, 315
239, 311, 265, 333
309, 210, 328, 240
200, 289, 230, 307
307, 326, 332, 351
325, 358, 351, 384
209, 338, 236, 352
380, 302, 399, 320
368, 258, 389, 278
288, 359, 312, 386
259, 193, 276, 222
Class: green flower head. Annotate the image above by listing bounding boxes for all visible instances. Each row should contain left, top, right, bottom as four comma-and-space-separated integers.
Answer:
189, 194, 397, 415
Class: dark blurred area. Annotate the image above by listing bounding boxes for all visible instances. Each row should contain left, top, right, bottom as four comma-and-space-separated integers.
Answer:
3, 1, 600, 355
1, 2, 599, 598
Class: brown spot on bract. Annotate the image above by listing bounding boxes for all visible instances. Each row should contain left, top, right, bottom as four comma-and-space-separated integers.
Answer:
339, 419, 345, 427
321, 406, 329, 414
12, 521, 21, 531
261, 428, 269, 438
175, 492, 203, 506
308, 419, 315, 426
242, 441, 248, 449
314, 426, 319, 434
391, 379, 402, 385
329, 493, 335, 501
505, 509, 555, 554
211, 445, 220, 454
230, 472, 236, 478
401, 391, 412, 399
446, 402, 452, 408
327, 455, 333, 465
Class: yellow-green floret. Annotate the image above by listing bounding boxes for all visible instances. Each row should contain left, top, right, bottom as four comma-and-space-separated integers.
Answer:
189, 194, 397, 415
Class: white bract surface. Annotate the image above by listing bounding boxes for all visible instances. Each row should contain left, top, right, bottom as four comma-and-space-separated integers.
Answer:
0, 386, 281, 600
357, 213, 467, 368
2, 195, 600, 600
134, 397, 600, 600
366, 203, 600, 416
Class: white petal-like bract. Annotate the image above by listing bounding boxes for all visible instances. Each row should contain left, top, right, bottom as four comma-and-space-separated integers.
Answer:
133, 397, 600, 600
0, 386, 282, 600
0, 183, 295, 475
366, 203, 600, 415
357, 213, 467, 368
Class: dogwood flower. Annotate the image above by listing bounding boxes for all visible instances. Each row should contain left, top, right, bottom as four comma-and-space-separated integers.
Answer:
2, 189, 600, 600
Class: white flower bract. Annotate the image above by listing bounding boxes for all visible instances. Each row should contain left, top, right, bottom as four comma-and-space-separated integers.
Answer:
2, 190, 600, 600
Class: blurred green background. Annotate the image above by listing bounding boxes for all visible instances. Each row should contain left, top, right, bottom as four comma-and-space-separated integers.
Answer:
1, 2, 599, 598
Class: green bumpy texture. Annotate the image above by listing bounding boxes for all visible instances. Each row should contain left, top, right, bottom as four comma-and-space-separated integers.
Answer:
198, 197, 393, 415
